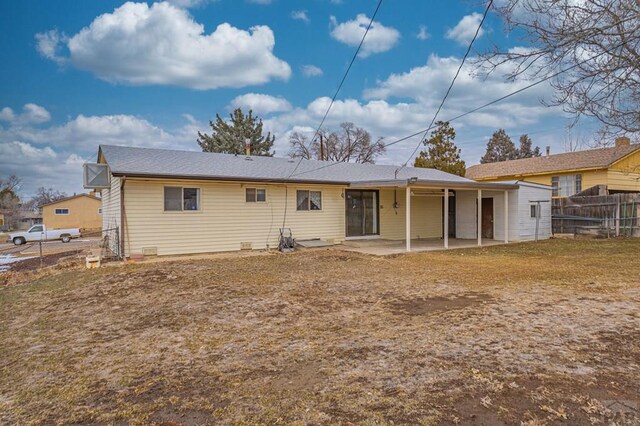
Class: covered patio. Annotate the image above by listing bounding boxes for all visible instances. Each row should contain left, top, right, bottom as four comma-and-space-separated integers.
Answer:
341, 237, 506, 256
348, 178, 520, 252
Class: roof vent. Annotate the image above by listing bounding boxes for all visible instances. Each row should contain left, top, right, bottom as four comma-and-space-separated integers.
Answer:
545, 146, 551, 157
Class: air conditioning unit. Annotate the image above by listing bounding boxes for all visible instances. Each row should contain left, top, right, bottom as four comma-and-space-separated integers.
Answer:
83, 163, 110, 189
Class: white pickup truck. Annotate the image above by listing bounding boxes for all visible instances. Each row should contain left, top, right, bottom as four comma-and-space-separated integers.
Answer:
7, 225, 81, 245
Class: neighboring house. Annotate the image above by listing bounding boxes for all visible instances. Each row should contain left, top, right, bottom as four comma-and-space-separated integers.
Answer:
93, 145, 552, 257
41, 194, 102, 231
466, 137, 640, 198
0, 212, 4, 227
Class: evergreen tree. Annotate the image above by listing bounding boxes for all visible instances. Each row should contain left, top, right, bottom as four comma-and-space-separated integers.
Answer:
480, 129, 518, 163
517, 134, 542, 159
414, 121, 466, 176
197, 108, 275, 156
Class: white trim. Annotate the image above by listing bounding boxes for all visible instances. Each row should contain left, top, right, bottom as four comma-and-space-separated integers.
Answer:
405, 186, 411, 252
477, 190, 482, 247
504, 190, 509, 244
444, 188, 449, 249
345, 235, 381, 241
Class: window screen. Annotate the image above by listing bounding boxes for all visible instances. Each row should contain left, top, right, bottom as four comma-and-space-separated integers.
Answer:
296, 190, 309, 211
530, 205, 537, 218
54, 208, 69, 215
183, 188, 199, 210
310, 191, 322, 210
256, 188, 266, 202
164, 187, 183, 211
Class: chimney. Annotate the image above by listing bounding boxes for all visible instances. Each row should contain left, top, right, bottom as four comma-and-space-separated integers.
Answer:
546, 146, 550, 157
245, 138, 251, 158
615, 136, 631, 148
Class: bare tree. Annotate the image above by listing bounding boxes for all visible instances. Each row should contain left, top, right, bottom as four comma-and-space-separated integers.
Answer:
0, 175, 22, 230
478, 0, 640, 135
31, 187, 67, 208
289, 122, 386, 164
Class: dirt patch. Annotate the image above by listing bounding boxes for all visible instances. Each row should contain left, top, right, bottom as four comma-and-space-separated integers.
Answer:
389, 292, 493, 316
6, 250, 82, 272
1, 239, 639, 424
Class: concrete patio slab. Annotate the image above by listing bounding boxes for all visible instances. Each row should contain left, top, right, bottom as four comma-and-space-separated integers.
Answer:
340, 238, 505, 256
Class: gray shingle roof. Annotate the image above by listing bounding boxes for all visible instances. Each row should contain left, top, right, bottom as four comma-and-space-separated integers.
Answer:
99, 145, 477, 185
466, 144, 640, 179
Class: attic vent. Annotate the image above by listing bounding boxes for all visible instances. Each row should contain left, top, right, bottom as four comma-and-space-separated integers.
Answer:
240, 242, 253, 250
83, 163, 110, 189
142, 247, 158, 256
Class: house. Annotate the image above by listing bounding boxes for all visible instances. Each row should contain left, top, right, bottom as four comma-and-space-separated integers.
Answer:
41, 193, 102, 232
93, 145, 552, 258
466, 137, 640, 197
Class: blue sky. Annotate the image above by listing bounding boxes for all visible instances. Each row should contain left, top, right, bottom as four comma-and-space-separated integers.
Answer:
0, 0, 599, 196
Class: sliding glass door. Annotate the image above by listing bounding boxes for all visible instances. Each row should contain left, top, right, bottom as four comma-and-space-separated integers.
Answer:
346, 190, 379, 237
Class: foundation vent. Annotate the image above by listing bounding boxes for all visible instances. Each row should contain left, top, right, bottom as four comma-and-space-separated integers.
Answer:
240, 242, 253, 250
141, 247, 158, 256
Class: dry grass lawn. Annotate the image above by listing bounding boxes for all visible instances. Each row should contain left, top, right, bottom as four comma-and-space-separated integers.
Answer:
1, 239, 639, 425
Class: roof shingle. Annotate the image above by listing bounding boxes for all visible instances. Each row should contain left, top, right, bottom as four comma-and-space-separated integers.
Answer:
466, 144, 640, 179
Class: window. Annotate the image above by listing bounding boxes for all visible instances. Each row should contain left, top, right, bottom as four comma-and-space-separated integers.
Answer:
55, 208, 69, 215
164, 187, 200, 211
30, 225, 43, 233
296, 190, 322, 211
552, 174, 582, 197
530, 204, 538, 218
98, 208, 103, 214
246, 188, 266, 203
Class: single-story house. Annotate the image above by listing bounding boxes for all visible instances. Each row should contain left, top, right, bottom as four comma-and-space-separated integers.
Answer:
93, 145, 552, 257
41, 193, 102, 232
466, 137, 640, 197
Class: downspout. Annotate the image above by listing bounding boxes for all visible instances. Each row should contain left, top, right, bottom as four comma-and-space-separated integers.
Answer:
120, 176, 126, 259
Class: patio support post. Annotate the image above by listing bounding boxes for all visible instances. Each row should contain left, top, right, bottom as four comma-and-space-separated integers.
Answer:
406, 186, 411, 252
504, 190, 509, 244
477, 190, 482, 247
444, 188, 449, 249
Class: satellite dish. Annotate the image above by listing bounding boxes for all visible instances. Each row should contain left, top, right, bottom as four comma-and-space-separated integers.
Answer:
83, 163, 110, 189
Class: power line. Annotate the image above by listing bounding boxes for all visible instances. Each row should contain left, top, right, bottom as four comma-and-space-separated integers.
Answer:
398, 0, 493, 170
281, 0, 384, 231
288, 0, 384, 178
289, 43, 621, 179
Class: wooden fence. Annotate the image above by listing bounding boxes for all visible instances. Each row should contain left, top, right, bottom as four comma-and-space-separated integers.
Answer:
552, 193, 640, 237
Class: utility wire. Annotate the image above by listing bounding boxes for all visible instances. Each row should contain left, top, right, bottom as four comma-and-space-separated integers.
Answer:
398, 0, 493, 171
281, 0, 384, 231
290, 43, 621, 179
287, 0, 384, 179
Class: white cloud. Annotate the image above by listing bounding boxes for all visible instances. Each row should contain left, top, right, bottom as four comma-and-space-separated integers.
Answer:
35, 30, 68, 65
35, 2, 291, 90
417, 25, 430, 40
0, 107, 207, 196
301, 65, 323, 77
0, 104, 51, 125
229, 93, 292, 114
329, 14, 400, 58
445, 12, 485, 45
291, 10, 309, 23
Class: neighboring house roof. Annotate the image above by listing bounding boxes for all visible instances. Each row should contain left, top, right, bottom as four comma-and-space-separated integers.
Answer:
466, 144, 640, 179
99, 145, 518, 189
40, 193, 101, 208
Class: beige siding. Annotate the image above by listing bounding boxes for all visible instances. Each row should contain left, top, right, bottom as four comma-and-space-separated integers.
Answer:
42, 196, 102, 231
607, 170, 640, 192
378, 188, 442, 240
123, 179, 346, 256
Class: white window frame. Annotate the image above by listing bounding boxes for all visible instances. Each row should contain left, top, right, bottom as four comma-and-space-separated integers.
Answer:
164, 186, 201, 212
296, 190, 322, 211
530, 204, 538, 218
55, 208, 70, 215
245, 187, 267, 203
